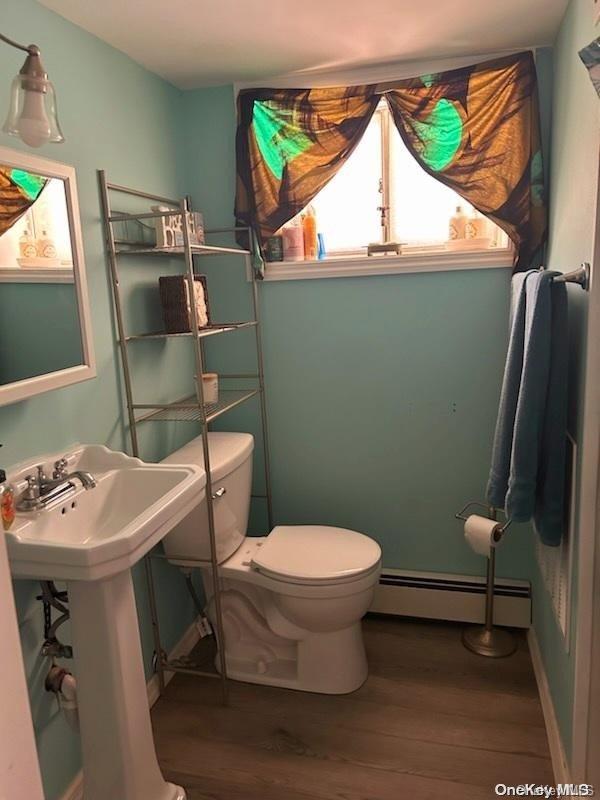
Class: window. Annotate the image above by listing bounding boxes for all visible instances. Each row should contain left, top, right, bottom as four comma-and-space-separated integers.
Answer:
302, 101, 507, 259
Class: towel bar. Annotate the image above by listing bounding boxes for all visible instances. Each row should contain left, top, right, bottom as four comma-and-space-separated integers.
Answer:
546, 262, 590, 290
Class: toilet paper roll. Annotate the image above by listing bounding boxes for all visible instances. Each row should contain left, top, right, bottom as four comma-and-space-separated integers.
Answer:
464, 515, 503, 557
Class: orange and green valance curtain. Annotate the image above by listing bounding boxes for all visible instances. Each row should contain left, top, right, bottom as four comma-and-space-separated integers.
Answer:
0, 167, 46, 237
235, 51, 547, 273
235, 83, 379, 252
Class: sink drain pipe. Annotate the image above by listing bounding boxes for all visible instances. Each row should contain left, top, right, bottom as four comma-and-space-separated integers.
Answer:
37, 581, 73, 660
45, 665, 79, 731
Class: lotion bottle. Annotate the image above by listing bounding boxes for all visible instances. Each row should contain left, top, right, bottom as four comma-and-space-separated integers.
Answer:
19, 226, 37, 258
449, 205, 467, 240
466, 209, 488, 239
36, 229, 57, 259
282, 217, 305, 262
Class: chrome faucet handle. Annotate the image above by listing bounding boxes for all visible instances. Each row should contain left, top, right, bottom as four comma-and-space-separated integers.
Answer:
25, 475, 40, 494
25, 474, 40, 498
53, 458, 68, 480
17, 474, 42, 511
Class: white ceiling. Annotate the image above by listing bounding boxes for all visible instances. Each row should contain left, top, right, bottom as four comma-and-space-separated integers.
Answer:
39, 0, 569, 89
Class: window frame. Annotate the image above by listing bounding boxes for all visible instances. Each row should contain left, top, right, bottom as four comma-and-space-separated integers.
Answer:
265, 99, 514, 279
262, 247, 514, 282
379, 100, 392, 245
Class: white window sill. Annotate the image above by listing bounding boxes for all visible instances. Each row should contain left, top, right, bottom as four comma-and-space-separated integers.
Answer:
262, 247, 514, 282
0, 267, 74, 284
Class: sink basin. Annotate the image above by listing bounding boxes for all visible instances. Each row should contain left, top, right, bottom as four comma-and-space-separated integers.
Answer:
6, 444, 206, 581
5, 444, 207, 800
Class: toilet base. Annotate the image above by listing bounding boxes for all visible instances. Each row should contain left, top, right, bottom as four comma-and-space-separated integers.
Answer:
201, 536, 378, 695
215, 622, 369, 695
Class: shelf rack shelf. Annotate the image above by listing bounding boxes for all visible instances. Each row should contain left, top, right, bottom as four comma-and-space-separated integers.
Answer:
133, 388, 260, 424
98, 171, 273, 705
114, 243, 251, 257
124, 320, 258, 342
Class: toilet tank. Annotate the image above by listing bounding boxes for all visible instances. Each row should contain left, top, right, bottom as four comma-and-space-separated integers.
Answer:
161, 432, 254, 566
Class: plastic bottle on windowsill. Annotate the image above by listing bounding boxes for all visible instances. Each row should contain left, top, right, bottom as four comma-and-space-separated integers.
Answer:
282, 217, 305, 262
19, 226, 37, 259
466, 209, 488, 239
448, 205, 467, 241
36, 229, 58, 259
317, 233, 326, 260
301, 206, 318, 260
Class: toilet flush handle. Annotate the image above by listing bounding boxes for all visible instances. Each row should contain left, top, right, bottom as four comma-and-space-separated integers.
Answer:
211, 487, 227, 500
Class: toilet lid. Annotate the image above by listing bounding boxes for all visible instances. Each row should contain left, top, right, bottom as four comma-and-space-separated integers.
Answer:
251, 525, 381, 584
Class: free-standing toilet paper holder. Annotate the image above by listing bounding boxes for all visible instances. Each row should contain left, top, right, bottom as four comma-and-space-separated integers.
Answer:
455, 502, 517, 658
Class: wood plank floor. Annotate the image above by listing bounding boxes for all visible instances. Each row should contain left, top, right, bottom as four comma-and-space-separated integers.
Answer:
151, 616, 554, 800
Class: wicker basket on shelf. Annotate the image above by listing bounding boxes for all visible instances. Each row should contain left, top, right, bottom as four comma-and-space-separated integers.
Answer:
158, 274, 210, 333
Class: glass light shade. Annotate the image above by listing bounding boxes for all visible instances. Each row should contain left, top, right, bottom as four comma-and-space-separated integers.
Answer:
2, 72, 64, 147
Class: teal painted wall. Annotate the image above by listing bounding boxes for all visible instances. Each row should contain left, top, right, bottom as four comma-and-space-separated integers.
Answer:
531, 0, 599, 759
179, 84, 537, 580
1, 2, 201, 798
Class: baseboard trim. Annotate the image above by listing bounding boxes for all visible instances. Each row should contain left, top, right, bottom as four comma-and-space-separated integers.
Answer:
59, 617, 202, 800
371, 569, 531, 628
527, 628, 571, 783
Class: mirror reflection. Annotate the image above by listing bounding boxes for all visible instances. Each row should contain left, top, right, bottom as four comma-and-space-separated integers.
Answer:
0, 165, 83, 385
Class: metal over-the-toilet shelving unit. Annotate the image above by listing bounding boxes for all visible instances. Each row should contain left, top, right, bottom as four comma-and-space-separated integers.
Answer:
98, 170, 274, 704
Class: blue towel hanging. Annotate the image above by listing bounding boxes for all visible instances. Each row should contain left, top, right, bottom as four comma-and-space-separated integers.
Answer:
486, 269, 569, 545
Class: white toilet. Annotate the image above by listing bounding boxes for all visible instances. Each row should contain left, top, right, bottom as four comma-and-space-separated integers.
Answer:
163, 433, 381, 694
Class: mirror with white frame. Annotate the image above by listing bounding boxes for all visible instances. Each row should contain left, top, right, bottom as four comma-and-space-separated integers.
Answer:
0, 146, 95, 405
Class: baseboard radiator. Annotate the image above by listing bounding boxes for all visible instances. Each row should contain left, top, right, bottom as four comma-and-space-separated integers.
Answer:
370, 569, 531, 628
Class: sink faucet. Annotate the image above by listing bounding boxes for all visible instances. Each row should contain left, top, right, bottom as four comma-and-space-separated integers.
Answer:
17, 459, 97, 512
41, 462, 97, 491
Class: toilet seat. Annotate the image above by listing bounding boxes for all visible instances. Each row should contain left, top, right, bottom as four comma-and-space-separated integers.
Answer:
219, 535, 381, 600
251, 525, 381, 586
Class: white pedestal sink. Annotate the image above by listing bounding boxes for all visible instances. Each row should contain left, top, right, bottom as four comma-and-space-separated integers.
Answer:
5, 445, 207, 800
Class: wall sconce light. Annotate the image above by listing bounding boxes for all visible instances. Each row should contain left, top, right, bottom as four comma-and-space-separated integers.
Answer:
1, 32, 64, 148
